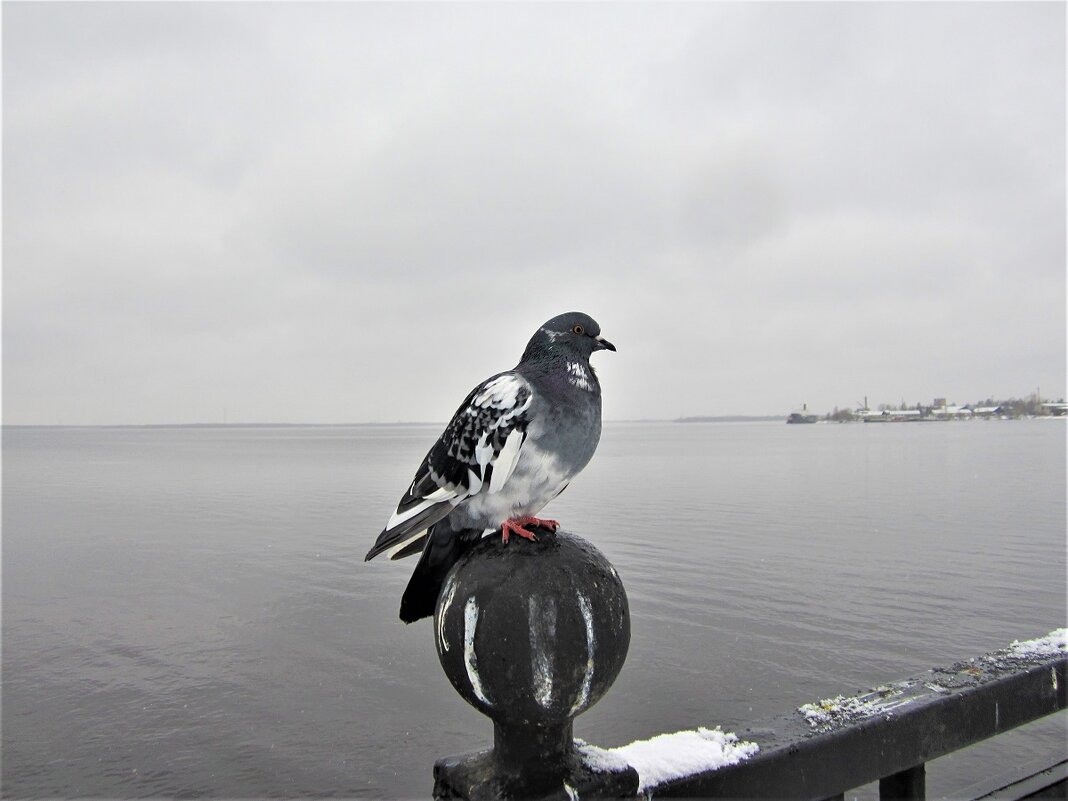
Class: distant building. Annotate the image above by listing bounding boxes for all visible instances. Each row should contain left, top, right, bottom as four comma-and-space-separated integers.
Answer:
787, 404, 819, 424
931, 405, 973, 419
862, 408, 924, 423
1041, 402, 1067, 417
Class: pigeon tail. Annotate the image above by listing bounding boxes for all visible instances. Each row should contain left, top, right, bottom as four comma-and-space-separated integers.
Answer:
399, 524, 481, 623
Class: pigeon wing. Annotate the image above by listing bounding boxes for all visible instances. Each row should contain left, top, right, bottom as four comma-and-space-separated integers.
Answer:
364, 372, 534, 561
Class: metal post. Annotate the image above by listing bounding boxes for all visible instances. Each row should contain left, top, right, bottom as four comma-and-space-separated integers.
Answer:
432, 529, 638, 800
879, 764, 926, 800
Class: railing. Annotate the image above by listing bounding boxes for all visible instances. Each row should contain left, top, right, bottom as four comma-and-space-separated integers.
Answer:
429, 529, 1067, 800
651, 645, 1066, 799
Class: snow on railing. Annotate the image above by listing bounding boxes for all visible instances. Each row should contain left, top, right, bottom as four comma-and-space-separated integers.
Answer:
576, 727, 759, 794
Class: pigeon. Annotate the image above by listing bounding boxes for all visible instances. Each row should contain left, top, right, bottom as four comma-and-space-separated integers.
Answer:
365, 311, 616, 623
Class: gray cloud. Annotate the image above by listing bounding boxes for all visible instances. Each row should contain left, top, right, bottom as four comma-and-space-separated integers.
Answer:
4, 2, 1064, 424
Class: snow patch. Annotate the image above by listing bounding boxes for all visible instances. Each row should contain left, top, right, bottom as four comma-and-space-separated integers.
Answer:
799, 629, 1066, 733
799, 694, 889, 730
576, 727, 758, 793
1006, 628, 1067, 657
798, 686, 915, 731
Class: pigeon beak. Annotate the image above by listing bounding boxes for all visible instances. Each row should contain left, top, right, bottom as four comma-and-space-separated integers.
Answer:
594, 335, 616, 352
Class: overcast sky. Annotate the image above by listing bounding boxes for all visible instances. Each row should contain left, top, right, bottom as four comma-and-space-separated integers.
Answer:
3, 2, 1064, 425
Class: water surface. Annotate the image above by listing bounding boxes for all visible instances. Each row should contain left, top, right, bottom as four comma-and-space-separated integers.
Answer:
3, 420, 1065, 798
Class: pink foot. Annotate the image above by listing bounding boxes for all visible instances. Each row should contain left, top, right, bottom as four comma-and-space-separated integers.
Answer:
501, 516, 560, 544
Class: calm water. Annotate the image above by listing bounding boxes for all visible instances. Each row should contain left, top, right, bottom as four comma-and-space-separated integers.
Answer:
3, 421, 1065, 798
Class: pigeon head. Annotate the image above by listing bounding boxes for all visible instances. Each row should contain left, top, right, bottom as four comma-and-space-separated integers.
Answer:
521, 312, 616, 364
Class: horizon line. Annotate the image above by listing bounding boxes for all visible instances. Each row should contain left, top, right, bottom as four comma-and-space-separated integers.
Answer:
1, 416, 787, 429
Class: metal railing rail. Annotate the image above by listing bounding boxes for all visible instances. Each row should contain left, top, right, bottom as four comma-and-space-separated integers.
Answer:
653, 649, 1066, 800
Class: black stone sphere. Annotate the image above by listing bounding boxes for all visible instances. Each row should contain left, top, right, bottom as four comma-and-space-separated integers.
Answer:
434, 529, 630, 732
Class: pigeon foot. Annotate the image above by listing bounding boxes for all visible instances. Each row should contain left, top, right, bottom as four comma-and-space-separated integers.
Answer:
501, 516, 559, 544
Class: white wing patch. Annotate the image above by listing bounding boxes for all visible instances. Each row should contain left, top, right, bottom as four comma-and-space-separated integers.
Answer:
385, 485, 457, 530
489, 427, 525, 493
468, 374, 532, 491
376, 373, 533, 558
382, 531, 428, 560
473, 374, 523, 409
466, 468, 484, 495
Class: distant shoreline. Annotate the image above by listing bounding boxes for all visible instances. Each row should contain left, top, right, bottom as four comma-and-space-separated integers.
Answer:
7, 414, 1065, 429
2, 418, 783, 429
1, 422, 445, 430
673, 415, 783, 423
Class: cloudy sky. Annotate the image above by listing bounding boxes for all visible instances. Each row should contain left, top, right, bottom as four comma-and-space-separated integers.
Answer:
3, 2, 1064, 425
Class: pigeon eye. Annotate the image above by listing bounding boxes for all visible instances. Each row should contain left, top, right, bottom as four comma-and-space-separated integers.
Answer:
572, 324, 584, 335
